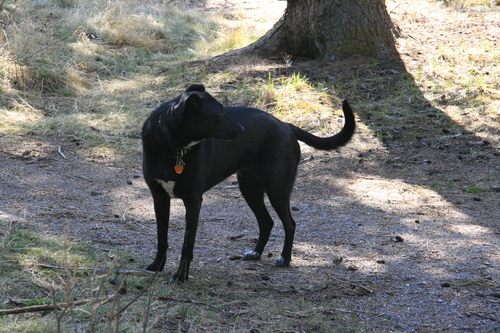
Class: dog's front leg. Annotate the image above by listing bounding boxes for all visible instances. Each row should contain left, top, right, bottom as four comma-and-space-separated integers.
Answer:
170, 196, 202, 283
147, 188, 171, 272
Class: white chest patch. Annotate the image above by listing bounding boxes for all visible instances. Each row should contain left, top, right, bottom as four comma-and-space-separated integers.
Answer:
155, 179, 176, 198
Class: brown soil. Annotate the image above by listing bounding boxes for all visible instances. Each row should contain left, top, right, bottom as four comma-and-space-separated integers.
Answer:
1, 0, 499, 332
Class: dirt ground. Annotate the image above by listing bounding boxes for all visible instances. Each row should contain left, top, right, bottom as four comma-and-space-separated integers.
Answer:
1, 0, 499, 332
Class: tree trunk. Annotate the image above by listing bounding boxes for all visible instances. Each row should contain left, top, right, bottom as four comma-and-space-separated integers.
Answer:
222, 0, 399, 60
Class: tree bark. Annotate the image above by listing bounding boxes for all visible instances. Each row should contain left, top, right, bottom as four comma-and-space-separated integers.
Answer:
219, 0, 399, 61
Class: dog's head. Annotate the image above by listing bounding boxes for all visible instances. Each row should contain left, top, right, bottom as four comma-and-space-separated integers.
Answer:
159, 84, 245, 143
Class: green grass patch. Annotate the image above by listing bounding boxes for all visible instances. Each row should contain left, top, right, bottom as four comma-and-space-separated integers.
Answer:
464, 187, 486, 193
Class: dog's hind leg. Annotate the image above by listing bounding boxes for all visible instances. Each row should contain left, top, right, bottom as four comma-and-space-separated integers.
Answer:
238, 170, 275, 261
267, 190, 296, 267
264, 160, 298, 267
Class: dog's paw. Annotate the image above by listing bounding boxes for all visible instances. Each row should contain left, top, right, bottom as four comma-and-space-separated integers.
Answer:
146, 262, 164, 272
242, 251, 261, 261
275, 256, 290, 267
169, 273, 187, 283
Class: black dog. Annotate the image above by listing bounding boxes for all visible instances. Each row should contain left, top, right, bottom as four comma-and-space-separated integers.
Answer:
142, 84, 355, 282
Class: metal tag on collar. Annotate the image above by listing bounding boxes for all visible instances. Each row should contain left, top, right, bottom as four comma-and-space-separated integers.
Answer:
175, 149, 187, 174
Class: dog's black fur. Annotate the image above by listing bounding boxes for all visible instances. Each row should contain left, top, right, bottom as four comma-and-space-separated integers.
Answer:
142, 84, 355, 282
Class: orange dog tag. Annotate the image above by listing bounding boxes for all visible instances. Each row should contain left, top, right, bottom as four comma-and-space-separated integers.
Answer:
174, 164, 184, 174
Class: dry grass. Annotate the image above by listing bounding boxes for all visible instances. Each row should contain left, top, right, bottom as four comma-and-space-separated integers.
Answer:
1, 0, 500, 332
0, 0, 263, 149
253, 73, 343, 133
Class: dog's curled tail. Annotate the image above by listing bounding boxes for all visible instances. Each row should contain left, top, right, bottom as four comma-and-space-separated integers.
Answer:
289, 99, 356, 150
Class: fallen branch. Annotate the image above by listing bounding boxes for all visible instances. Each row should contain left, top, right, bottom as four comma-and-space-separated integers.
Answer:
37, 263, 159, 275
0, 299, 88, 316
0, 294, 121, 316
158, 296, 219, 310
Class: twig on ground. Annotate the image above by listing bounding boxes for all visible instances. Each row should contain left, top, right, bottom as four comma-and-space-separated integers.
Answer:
57, 146, 67, 159
328, 274, 375, 294
118, 269, 160, 314
37, 263, 159, 275
158, 296, 220, 310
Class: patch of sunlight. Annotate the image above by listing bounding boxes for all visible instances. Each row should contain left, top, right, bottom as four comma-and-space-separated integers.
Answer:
293, 242, 389, 274
448, 224, 491, 237
89, 146, 118, 160
292, 243, 336, 267
0, 105, 44, 134
347, 176, 470, 218
100, 78, 147, 94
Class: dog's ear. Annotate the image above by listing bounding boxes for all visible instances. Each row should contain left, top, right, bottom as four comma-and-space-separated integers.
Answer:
185, 84, 205, 93
159, 89, 203, 131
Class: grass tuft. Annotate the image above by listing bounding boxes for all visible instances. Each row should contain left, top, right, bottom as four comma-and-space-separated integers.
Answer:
254, 72, 344, 133
1, 0, 500, 331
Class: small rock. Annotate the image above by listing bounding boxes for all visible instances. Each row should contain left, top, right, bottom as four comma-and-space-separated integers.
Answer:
490, 185, 500, 192
291, 206, 300, 211
441, 282, 452, 288
108, 278, 119, 285
127, 180, 133, 185
469, 138, 490, 146
482, 138, 491, 145
441, 128, 452, 135
376, 259, 386, 264
392, 236, 404, 242
472, 197, 482, 202
229, 234, 245, 240
348, 265, 358, 271
109, 278, 127, 294
229, 255, 242, 261
261, 275, 270, 281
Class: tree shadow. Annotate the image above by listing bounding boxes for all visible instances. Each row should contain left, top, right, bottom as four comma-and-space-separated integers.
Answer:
197, 40, 500, 328
205, 50, 500, 234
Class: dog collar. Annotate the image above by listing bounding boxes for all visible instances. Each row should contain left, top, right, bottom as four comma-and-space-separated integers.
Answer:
164, 137, 202, 175
173, 141, 202, 174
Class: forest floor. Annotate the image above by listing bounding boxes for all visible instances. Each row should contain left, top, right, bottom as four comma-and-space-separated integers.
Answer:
1, 0, 499, 332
